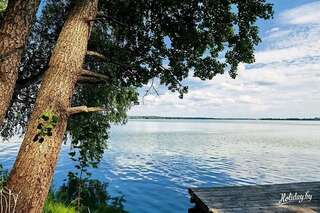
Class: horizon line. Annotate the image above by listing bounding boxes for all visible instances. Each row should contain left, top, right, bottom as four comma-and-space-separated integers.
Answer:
128, 116, 320, 120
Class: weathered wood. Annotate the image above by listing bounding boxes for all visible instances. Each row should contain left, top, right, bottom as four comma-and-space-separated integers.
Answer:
189, 182, 320, 213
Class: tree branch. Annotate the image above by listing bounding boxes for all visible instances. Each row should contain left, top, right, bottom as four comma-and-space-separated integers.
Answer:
87, 15, 129, 28
78, 76, 104, 84
67, 106, 108, 115
80, 69, 109, 81
86, 51, 107, 60
118, 46, 185, 89
142, 78, 159, 104
86, 50, 140, 80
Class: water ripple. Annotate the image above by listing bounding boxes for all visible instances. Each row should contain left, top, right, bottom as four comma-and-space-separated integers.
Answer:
0, 120, 320, 213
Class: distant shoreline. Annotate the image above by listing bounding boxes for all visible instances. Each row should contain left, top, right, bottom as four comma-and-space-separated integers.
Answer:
129, 116, 320, 121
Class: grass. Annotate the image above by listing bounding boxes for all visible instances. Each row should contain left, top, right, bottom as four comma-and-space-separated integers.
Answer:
0, 165, 127, 213
0, 166, 76, 213
43, 196, 76, 213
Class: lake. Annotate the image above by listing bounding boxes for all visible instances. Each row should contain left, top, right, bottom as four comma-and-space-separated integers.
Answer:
1, 119, 320, 212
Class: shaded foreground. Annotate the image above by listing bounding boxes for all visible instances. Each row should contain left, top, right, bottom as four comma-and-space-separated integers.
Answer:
0, 165, 127, 213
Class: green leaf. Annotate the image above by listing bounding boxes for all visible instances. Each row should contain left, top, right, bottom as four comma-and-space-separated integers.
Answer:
52, 115, 59, 124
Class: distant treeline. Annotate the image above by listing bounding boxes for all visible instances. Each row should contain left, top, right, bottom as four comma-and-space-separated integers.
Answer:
129, 116, 320, 121
259, 118, 320, 121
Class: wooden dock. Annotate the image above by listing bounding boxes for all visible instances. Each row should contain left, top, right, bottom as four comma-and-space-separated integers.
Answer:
189, 181, 320, 213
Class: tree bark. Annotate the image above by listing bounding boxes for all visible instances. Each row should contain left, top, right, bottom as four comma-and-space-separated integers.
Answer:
5, 0, 99, 212
0, 0, 40, 125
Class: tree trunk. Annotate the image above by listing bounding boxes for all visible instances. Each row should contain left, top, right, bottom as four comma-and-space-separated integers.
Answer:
5, 0, 99, 212
0, 0, 40, 125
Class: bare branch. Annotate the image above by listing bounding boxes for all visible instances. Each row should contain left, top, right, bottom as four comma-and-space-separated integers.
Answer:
77, 67, 113, 84
142, 78, 159, 104
86, 51, 107, 60
152, 85, 160, 96
67, 106, 108, 115
78, 76, 104, 84
80, 69, 109, 81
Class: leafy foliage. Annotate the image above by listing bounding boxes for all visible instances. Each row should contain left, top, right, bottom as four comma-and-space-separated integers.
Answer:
0, 163, 125, 213
53, 173, 128, 213
93, 0, 273, 97
68, 0, 272, 172
33, 111, 59, 143
1, 0, 273, 183
0, 0, 7, 12
68, 84, 138, 176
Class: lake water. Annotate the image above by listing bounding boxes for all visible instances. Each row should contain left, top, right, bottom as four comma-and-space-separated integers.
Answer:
1, 119, 320, 212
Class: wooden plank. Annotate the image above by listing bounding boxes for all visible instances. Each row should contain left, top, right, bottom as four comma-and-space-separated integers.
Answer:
191, 181, 320, 194
189, 181, 320, 213
214, 206, 319, 213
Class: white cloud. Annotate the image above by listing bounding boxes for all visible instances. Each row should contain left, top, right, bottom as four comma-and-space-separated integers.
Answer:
280, 1, 320, 25
129, 2, 320, 118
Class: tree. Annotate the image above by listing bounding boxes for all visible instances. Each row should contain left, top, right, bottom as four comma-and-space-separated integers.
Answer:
0, 0, 71, 138
5, 0, 101, 212
0, 0, 40, 125
4, 0, 273, 212
1, 2, 136, 211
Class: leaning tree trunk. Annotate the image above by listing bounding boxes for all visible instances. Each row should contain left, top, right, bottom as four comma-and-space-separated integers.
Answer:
5, 0, 99, 212
0, 0, 40, 125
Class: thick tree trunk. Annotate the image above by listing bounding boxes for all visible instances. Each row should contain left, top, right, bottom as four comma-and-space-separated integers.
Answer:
0, 0, 40, 125
5, 0, 99, 212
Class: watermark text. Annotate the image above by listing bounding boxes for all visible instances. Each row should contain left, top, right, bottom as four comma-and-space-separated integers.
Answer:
278, 191, 312, 205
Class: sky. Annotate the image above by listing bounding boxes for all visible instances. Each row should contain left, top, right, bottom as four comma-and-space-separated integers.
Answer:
129, 0, 320, 118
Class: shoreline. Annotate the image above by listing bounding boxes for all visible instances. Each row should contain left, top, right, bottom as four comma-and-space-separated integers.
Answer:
129, 116, 320, 121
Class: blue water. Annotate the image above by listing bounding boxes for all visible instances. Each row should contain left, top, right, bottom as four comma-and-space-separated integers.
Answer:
1, 119, 320, 212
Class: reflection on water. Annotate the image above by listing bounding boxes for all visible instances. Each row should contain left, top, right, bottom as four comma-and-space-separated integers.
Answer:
1, 120, 320, 213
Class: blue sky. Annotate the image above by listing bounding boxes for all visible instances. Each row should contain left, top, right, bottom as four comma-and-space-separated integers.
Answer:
130, 1, 320, 118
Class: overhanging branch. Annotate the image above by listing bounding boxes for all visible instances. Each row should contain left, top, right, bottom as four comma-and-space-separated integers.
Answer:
86, 51, 107, 60
78, 76, 104, 84
80, 69, 110, 81
67, 106, 108, 115
78, 70, 110, 84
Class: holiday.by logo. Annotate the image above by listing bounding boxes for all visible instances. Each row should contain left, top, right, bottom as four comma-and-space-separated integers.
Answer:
278, 191, 312, 205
